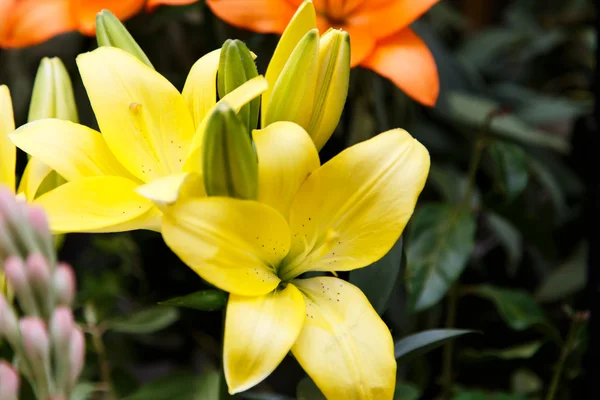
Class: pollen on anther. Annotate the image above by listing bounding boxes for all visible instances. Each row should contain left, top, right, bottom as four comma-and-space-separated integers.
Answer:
129, 102, 142, 113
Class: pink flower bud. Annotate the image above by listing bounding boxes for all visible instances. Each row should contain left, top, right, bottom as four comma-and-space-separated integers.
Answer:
0, 361, 20, 400
69, 327, 85, 385
50, 307, 74, 351
0, 187, 17, 218
0, 295, 19, 345
4, 257, 38, 316
19, 317, 50, 364
26, 206, 51, 239
0, 215, 19, 261
52, 264, 76, 306
26, 254, 51, 302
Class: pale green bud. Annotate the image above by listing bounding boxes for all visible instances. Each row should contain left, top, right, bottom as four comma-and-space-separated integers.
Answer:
202, 103, 258, 200
28, 57, 78, 123
217, 39, 260, 132
307, 29, 350, 150
264, 29, 319, 130
95, 9, 153, 69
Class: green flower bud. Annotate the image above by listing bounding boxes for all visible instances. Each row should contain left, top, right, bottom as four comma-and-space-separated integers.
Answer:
217, 39, 260, 132
28, 57, 78, 123
202, 103, 258, 200
95, 9, 153, 69
264, 29, 319, 130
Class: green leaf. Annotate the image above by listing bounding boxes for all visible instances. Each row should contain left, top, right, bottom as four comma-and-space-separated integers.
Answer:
108, 306, 180, 334
296, 377, 326, 400
70, 382, 97, 400
461, 341, 543, 362
394, 329, 475, 362
469, 285, 556, 336
406, 204, 476, 311
428, 164, 480, 208
394, 382, 421, 400
511, 368, 543, 395
123, 371, 216, 400
535, 242, 587, 303
158, 289, 228, 311
485, 212, 522, 276
487, 141, 529, 200
447, 92, 570, 152
350, 236, 404, 314
528, 157, 568, 223
452, 389, 527, 400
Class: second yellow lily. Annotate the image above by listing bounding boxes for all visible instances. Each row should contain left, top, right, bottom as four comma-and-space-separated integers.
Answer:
158, 122, 430, 398
10, 46, 267, 234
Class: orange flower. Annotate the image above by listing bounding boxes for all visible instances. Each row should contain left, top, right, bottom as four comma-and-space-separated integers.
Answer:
204, 0, 440, 106
0, 0, 144, 48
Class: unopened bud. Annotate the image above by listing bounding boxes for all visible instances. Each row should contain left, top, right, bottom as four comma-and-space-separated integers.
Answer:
0, 295, 19, 345
51, 264, 76, 307
19, 317, 50, 364
26, 206, 55, 265
50, 307, 75, 392
96, 9, 153, 69
217, 39, 260, 132
202, 103, 258, 200
306, 29, 350, 150
68, 327, 85, 386
4, 257, 39, 316
26, 254, 51, 312
28, 57, 78, 123
0, 189, 41, 258
0, 361, 20, 400
263, 29, 319, 130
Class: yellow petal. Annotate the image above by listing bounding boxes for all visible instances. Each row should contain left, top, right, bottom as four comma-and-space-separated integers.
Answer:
182, 49, 220, 129
162, 197, 288, 296
253, 122, 319, 219
224, 284, 305, 394
0, 85, 16, 192
10, 119, 136, 183
77, 47, 195, 181
279, 129, 430, 280
263, 0, 316, 126
292, 277, 396, 400
18, 158, 53, 201
184, 76, 269, 173
33, 176, 157, 234
135, 172, 205, 210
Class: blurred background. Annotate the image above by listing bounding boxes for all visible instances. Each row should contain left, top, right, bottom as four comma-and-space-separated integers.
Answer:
0, 0, 596, 399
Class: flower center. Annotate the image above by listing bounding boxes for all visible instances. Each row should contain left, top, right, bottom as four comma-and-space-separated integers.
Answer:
278, 228, 340, 281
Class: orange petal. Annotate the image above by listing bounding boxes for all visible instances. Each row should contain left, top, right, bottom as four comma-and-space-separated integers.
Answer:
313, 0, 366, 21
343, 24, 376, 67
70, 0, 145, 35
206, 0, 297, 33
361, 28, 439, 107
348, 0, 439, 40
0, 0, 75, 48
146, 0, 198, 12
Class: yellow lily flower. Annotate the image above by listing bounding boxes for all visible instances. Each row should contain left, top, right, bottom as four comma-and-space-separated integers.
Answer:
158, 123, 430, 398
10, 46, 267, 234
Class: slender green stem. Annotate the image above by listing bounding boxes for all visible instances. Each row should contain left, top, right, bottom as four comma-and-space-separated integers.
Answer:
440, 110, 500, 398
89, 324, 115, 400
545, 315, 586, 400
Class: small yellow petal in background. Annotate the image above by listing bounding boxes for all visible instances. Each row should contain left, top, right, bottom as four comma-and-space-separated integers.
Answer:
253, 122, 319, 219
162, 197, 288, 296
292, 277, 396, 400
10, 119, 138, 183
263, 0, 316, 125
18, 158, 54, 201
77, 47, 195, 181
182, 49, 220, 129
0, 85, 16, 192
280, 129, 430, 280
33, 176, 156, 234
224, 284, 305, 394
136, 172, 205, 210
